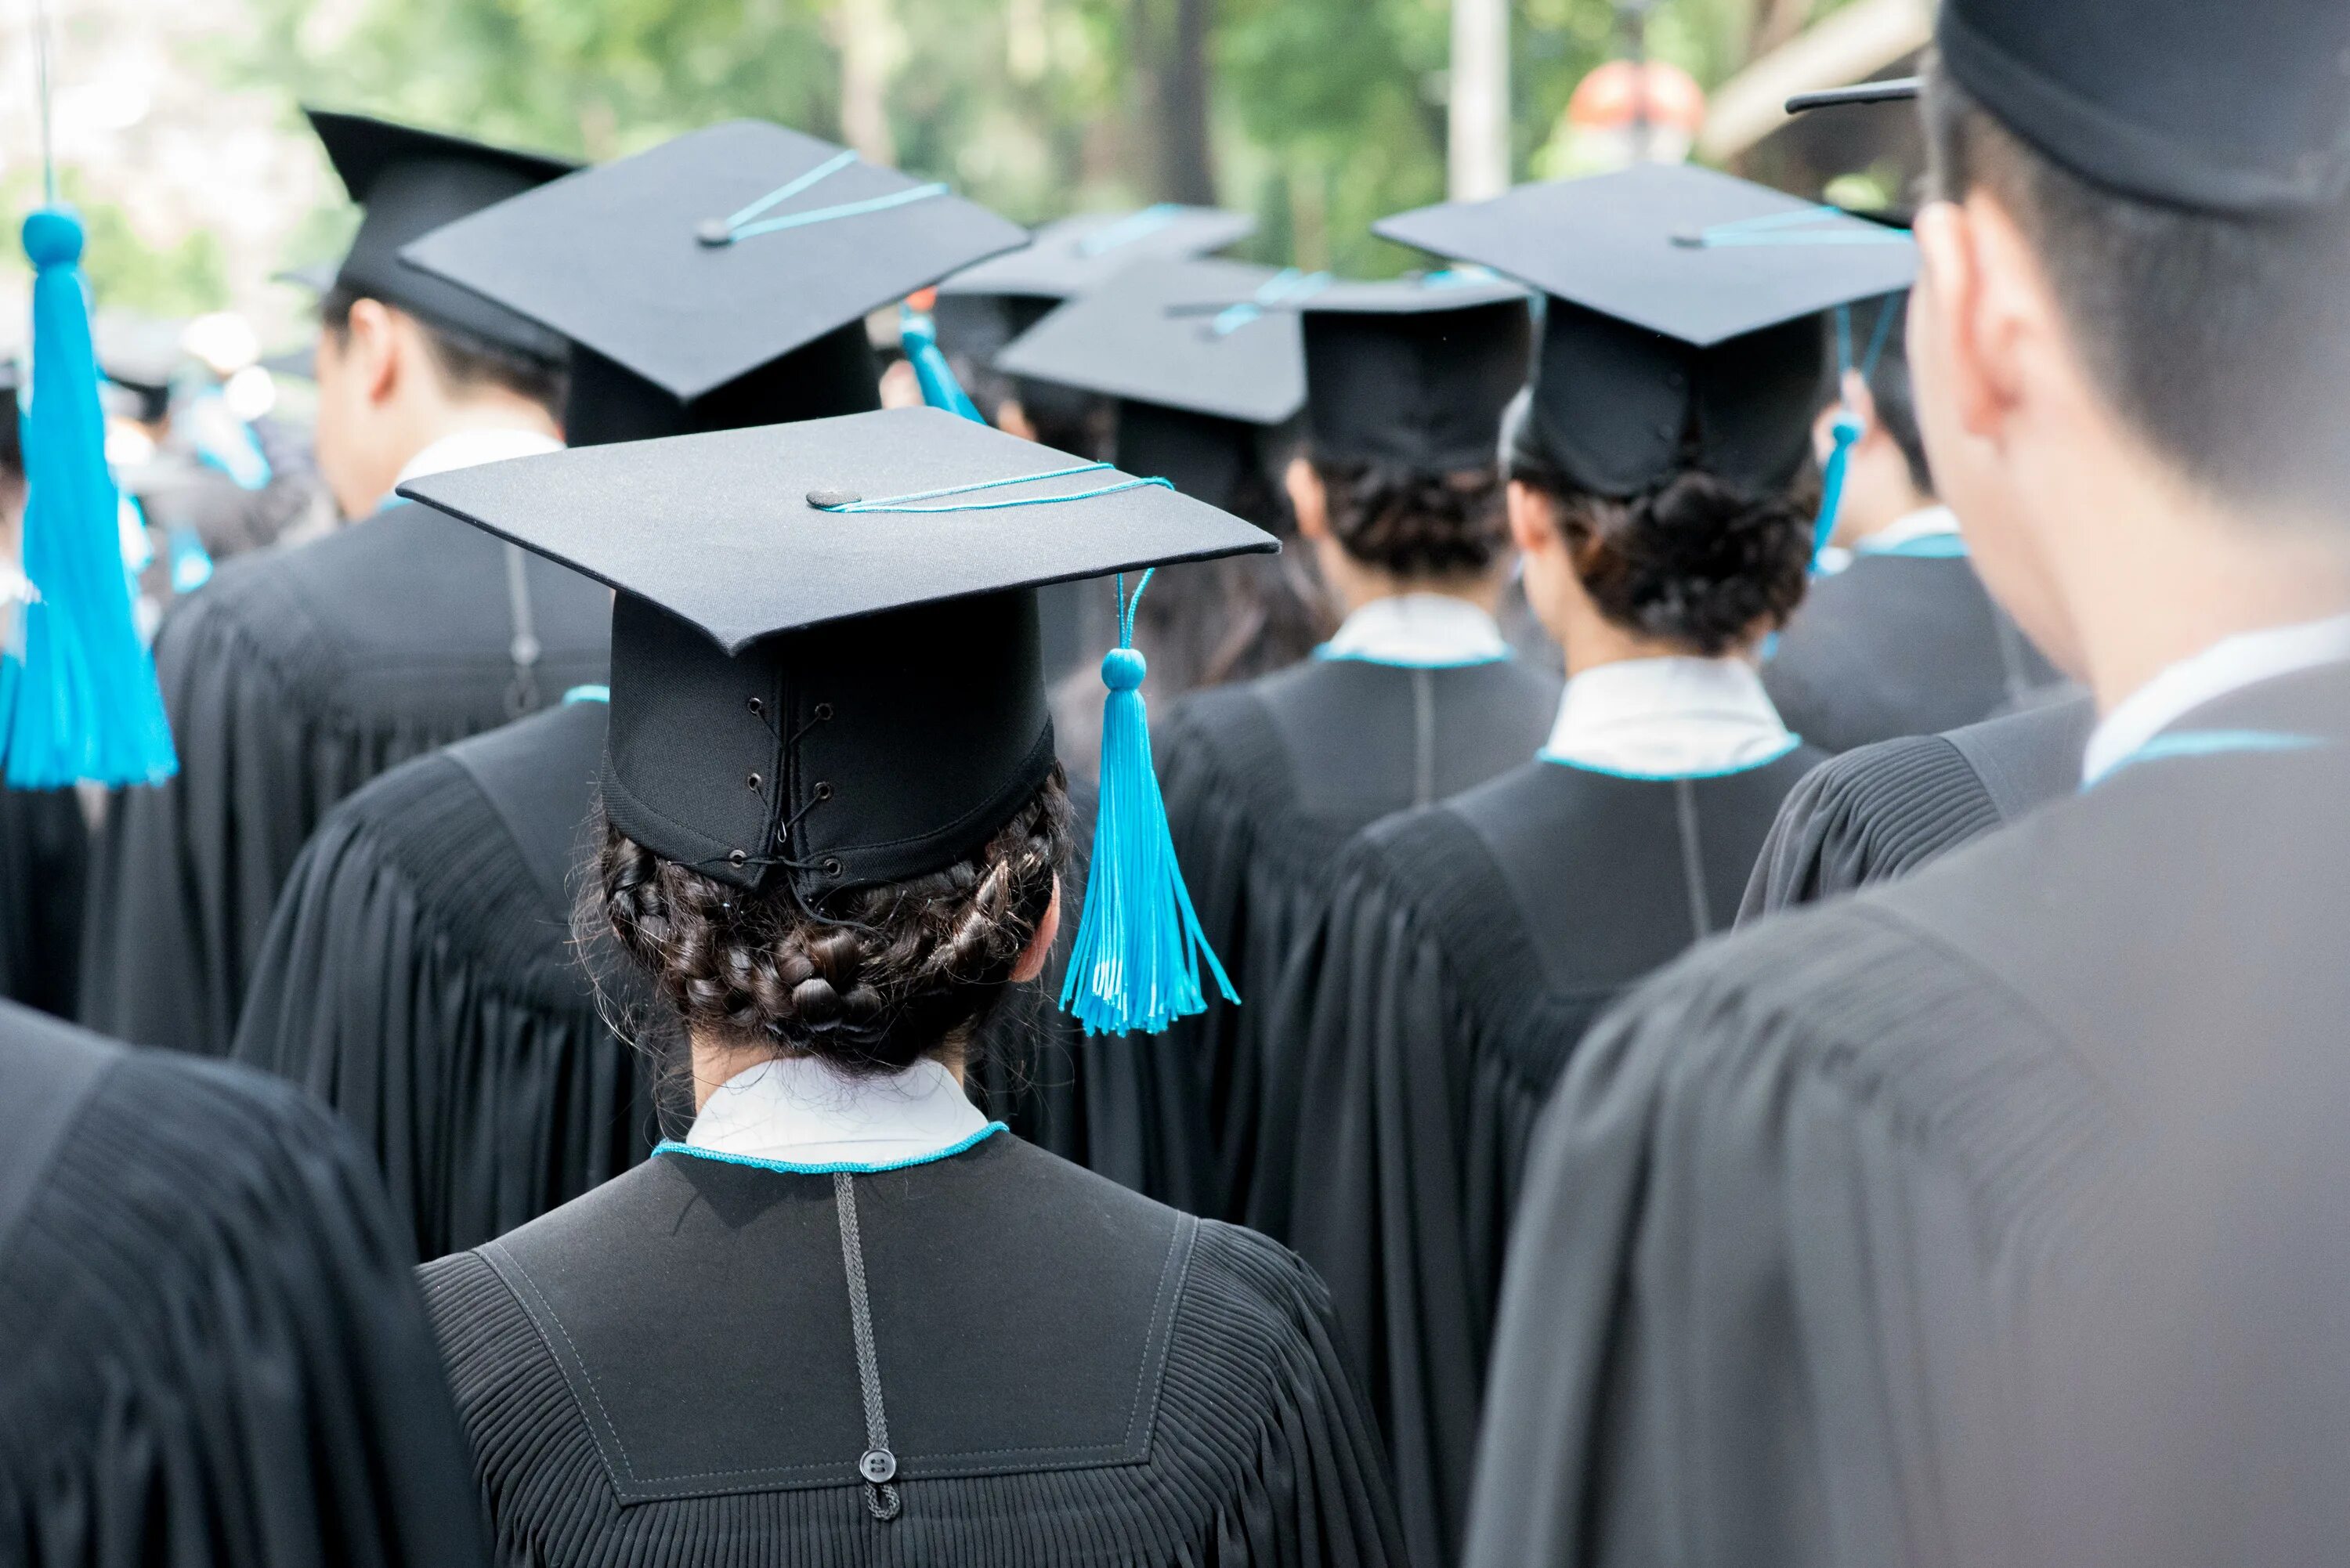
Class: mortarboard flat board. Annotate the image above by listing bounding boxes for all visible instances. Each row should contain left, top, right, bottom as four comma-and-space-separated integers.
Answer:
396, 405, 1274, 900
306, 108, 576, 360
1379, 163, 1916, 497
993, 257, 1306, 427
937, 205, 1256, 304
400, 121, 1027, 406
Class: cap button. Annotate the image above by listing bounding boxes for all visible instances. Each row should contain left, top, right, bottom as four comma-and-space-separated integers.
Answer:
1669, 228, 1706, 248
806, 488, 861, 510
696, 219, 734, 247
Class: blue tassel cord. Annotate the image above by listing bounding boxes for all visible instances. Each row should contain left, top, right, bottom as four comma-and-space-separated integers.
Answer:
899, 304, 983, 422
5, 209, 177, 788
1060, 571, 1236, 1036
1809, 296, 1902, 568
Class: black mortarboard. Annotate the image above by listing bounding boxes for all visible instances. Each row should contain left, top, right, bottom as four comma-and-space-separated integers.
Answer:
1936, 0, 2350, 216
93, 316, 186, 425
994, 258, 1305, 427
1108, 399, 1296, 522
400, 121, 1022, 408
931, 206, 1256, 382
396, 406, 1274, 901
306, 108, 575, 359
1378, 163, 1916, 497
1270, 276, 1531, 473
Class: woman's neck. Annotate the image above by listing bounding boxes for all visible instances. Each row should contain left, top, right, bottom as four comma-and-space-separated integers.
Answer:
688, 1031, 967, 1114
1314, 538, 1506, 619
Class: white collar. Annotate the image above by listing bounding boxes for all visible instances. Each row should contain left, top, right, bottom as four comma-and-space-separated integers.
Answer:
685, 1055, 992, 1169
2082, 612, 2350, 787
1318, 592, 1510, 669
1540, 656, 1799, 780
383, 426, 564, 507
1856, 504, 1960, 552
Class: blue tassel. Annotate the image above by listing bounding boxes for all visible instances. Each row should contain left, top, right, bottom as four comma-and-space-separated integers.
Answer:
1810, 409, 1862, 566
5, 208, 176, 788
899, 304, 983, 423
1059, 571, 1236, 1036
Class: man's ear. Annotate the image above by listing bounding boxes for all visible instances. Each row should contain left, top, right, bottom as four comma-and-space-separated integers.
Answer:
1914, 193, 2052, 447
1286, 454, 1329, 543
342, 297, 403, 407
1009, 875, 1061, 985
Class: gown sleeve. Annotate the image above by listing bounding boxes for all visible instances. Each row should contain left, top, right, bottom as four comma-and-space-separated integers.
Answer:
1735, 735, 2001, 923
79, 578, 346, 1054
1462, 904, 2085, 1568
232, 753, 652, 1260
0, 786, 87, 1016
0, 1041, 494, 1568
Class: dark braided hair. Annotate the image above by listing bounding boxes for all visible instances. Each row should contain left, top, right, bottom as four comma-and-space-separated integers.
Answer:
1315, 459, 1509, 580
592, 767, 1074, 1078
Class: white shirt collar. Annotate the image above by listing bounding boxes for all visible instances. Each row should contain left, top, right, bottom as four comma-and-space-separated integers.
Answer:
1540, 656, 1799, 780
384, 426, 564, 507
1856, 504, 1960, 552
2082, 612, 2350, 787
1318, 592, 1510, 669
685, 1055, 992, 1169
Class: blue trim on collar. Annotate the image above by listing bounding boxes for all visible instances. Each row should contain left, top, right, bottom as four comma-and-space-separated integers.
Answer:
653, 1122, 1007, 1176
1311, 646, 1512, 670
1536, 735, 1804, 782
2082, 728, 2326, 792
1856, 533, 1969, 559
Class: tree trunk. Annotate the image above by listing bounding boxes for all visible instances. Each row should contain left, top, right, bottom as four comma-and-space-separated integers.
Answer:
1136, 0, 1216, 205
833, 0, 898, 168
1448, 0, 1509, 200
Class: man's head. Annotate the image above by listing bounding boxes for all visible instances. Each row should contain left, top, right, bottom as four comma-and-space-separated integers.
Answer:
1904, 18, 2350, 680
310, 285, 564, 518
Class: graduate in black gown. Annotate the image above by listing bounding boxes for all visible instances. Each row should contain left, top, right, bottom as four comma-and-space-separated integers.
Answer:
0, 999, 491, 1567
1465, 8, 2350, 1563
402, 408, 1405, 1566
0, 359, 90, 1017
1760, 308, 2058, 750
1147, 277, 1558, 1220
230, 121, 1024, 1259
1268, 163, 1919, 1565
1738, 687, 2093, 918
79, 110, 607, 1054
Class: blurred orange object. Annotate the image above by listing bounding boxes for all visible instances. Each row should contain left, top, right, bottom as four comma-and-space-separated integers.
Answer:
1567, 59, 1706, 135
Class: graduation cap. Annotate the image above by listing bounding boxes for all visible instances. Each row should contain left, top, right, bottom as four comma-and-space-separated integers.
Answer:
306, 108, 576, 360
1376, 162, 1916, 499
397, 406, 1271, 1035
1225, 273, 1532, 474
400, 121, 1025, 414
93, 315, 187, 425
931, 205, 1256, 389
993, 258, 1306, 514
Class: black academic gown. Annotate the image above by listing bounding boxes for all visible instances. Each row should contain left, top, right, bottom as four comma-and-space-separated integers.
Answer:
1764, 547, 2059, 753
80, 500, 610, 1055
0, 786, 87, 1015
1738, 690, 2096, 919
420, 1132, 1408, 1567
1132, 653, 1560, 1219
1260, 744, 1821, 1568
1463, 660, 2350, 1568
0, 999, 491, 1568
232, 697, 657, 1259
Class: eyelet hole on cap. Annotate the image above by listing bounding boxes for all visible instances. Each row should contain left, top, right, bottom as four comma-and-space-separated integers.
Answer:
813, 702, 835, 721
727, 849, 749, 868
813, 781, 833, 801
821, 857, 843, 877
746, 772, 762, 790
746, 697, 765, 718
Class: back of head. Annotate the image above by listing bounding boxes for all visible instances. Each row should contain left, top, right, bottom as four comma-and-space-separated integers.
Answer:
1921, 2, 2350, 525
1862, 307, 1933, 498
319, 283, 566, 417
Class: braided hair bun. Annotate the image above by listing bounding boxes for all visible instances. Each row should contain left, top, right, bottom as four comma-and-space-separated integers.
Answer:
1317, 458, 1509, 580
595, 767, 1074, 1076
1551, 470, 1816, 656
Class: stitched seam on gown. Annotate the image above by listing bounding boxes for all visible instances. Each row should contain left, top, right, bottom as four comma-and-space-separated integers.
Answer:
479, 1240, 649, 1478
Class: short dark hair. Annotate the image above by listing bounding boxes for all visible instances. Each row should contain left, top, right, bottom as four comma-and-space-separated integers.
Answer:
1313, 458, 1509, 580
1922, 60, 2350, 521
1862, 309, 1934, 498
318, 284, 566, 414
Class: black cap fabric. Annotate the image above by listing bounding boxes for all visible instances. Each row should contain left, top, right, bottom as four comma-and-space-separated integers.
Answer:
1112, 399, 1296, 518
306, 108, 576, 360
1280, 278, 1531, 472
400, 121, 1025, 405
1937, 0, 2350, 216
562, 325, 881, 447
993, 258, 1305, 427
1379, 164, 1914, 497
396, 406, 1274, 897
937, 205, 1255, 303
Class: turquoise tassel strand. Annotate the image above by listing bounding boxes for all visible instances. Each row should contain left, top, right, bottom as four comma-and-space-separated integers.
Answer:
5, 209, 175, 788
899, 304, 983, 423
1060, 571, 1236, 1036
